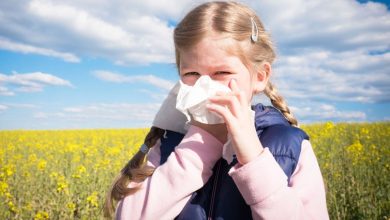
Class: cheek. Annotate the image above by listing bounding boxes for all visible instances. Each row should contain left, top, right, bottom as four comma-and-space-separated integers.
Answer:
216, 78, 232, 87
236, 78, 255, 102
212, 75, 235, 87
180, 76, 197, 86
241, 83, 254, 101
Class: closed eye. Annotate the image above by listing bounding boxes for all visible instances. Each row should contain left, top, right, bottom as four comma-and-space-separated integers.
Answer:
215, 71, 232, 75
183, 72, 200, 76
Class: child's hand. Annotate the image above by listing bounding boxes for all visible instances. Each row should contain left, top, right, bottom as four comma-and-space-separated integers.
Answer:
206, 79, 264, 165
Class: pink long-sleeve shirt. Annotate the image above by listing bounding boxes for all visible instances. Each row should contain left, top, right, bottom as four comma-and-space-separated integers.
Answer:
116, 125, 329, 220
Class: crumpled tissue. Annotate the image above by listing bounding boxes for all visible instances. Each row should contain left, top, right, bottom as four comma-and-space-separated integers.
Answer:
176, 75, 231, 124
176, 75, 250, 164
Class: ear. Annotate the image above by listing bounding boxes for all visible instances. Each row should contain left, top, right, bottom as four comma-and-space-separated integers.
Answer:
253, 62, 271, 94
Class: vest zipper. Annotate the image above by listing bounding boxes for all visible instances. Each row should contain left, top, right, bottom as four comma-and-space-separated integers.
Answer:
208, 160, 222, 220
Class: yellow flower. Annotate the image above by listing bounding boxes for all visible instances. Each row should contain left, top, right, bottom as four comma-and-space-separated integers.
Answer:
67, 202, 76, 212
105, 147, 121, 156
346, 141, 364, 165
5, 192, 12, 199
57, 182, 68, 193
346, 141, 363, 153
49, 172, 59, 179
8, 201, 18, 213
2, 164, 15, 177
34, 211, 49, 220
28, 154, 38, 162
24, 202, 33, 211
37, 159, 47, 171
86, 191, 99, 207
72, 165, 87, 179
324, 121, 334, 130
0, 181, 8, 194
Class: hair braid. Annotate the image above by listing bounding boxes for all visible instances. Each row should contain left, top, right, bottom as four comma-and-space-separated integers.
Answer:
104, 126, 165, 218
265, 82, 298, 126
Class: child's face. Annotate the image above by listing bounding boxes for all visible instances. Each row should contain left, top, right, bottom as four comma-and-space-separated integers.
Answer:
179, 36, 258, 103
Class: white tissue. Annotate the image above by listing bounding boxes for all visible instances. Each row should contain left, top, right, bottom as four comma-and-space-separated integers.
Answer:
175, 75, 256, 164
176, 75, 231, 124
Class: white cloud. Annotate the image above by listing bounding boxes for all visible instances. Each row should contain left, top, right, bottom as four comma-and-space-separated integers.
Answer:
138, 89, 168, 100
93, 71, 131, 83
0, 0, 176, 64
28, 0, 134, 47
291, 103, 367, 123
63, 107, 83, 113
0, 72, 73, 95
33, 102, 162, 128
0, 104, 9, 112
0, 103, 39, 108
272, 49, 390, 103
112, 0, 200, 20
33, 112, 49, 119
93, 70, 174, 91
253, 0, 390, 52
244, 0, 390, 104
0, 0, 388, 63
0, 37, 80, 62
0, 86, 15, 96
0, 103, 40, 116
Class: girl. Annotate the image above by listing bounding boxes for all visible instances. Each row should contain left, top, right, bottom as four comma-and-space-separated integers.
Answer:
105, 1, 329, 219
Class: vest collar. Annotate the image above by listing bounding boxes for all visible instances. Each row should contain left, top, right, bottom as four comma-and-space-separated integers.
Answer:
252, 103, 290, 135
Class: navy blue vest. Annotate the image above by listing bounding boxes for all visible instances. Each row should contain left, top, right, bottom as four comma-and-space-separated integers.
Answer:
158, 104, 309, 220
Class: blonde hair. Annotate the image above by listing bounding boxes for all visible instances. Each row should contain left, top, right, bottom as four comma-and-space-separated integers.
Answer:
104, 127, 164, 218
104, 1, 297, 218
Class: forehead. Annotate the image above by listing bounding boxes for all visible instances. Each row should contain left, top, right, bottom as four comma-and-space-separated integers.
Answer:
179, 37, 243, 69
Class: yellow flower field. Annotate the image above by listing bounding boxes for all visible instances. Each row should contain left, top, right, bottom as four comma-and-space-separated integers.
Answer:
1, 122, 389, 219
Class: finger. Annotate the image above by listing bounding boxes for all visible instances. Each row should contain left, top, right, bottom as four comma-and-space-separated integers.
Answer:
206, 103, 235, 127
208, 95, 240, 117
229, 79, 240, 93
216, 90, 248, 107
215, 91, 232, 97
237, 90, 248, 107
229, 79, 248, 107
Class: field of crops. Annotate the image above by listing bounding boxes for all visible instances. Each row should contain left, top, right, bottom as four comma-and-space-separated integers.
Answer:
1, 122, 389, 219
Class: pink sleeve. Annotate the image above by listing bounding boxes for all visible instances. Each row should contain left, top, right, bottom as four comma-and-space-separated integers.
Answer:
228, 140, 329, 220
116, 126, 223, 220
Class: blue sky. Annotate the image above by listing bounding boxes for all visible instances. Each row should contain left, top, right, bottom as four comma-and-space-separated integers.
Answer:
0, 0, 389, 130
